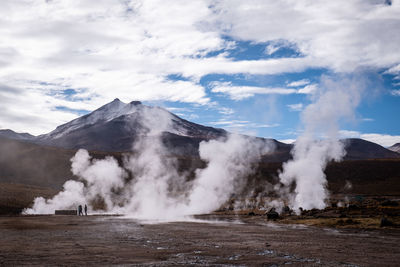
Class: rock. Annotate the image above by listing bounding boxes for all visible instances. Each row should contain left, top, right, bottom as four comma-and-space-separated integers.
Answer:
283, 206, 292, 215
381, 200, 399, 207
380, 217, 394, 227
348, 204, 360, 210
345, 219, 359, 225
266, 208, 279, 220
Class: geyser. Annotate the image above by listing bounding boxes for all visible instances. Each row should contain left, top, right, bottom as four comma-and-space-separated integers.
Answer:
24, 107, 275, 220
24, 74, 367, 218
278, 75, 365, 212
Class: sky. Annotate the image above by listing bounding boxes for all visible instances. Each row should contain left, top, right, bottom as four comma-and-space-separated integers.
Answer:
0, 0, 399, 146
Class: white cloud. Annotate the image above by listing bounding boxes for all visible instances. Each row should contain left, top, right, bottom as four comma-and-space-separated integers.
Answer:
1, 1, 400, 134
0, 84, 81, 134
339, 130, 400, 147
209, 120, 279, 129
184, 114, 200, 121
287, 79, 310, 87
287, 103, 304, 112
297, 84, 318, 94
361, 133, 400, 147
165, 107, 191, 113
210, 82, 317, 100
390, 89, 400, 96
0, 0, 226, 133
339, 130, 363, 139
362, 117, 374, 122
218, 107, 234, 115
214, 0, 400, 72
212, 85, 297, 100
386, 63, 400, 75
265, 43, 280, 55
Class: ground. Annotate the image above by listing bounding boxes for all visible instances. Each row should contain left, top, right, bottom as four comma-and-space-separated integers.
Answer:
0, 215, 399, 266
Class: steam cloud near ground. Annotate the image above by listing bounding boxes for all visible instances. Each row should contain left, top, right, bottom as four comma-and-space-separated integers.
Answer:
279, 75, 365, 211
24, 75, 366, 219
24, 107, 274, 220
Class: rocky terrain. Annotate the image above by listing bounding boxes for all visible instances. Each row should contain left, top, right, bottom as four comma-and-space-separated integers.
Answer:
1, 215, 399, 266
0, 100, 400, 267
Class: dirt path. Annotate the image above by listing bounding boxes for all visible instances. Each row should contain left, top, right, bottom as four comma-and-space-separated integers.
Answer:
0, 215, 399, 266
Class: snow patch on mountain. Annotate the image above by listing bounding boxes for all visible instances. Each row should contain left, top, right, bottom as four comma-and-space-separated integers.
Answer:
36, 98, 224, 143
388, 143, 400, 153
38, 99, 153, 140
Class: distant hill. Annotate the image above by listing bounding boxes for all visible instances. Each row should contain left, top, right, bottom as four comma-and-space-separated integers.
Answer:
33, 98, 227, 154
1, 99, 398, 161
388, 143, 400, 154
0, 137, 399, 207
1, 99, 399, 214
0, 136, 77, 190
0, 129, 35, 141
342, 138, 400, 160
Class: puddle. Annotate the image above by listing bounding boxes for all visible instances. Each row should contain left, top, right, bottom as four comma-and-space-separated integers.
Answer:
257, 249, 274, 255
228, 254, 241, 260
256, 249, 323, 265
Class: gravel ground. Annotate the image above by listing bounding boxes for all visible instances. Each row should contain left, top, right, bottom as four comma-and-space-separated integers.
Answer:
0, 215, 399, 266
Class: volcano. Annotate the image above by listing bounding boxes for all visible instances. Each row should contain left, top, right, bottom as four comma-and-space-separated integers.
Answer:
0, 99, 400, 215
0, 99, 398, 160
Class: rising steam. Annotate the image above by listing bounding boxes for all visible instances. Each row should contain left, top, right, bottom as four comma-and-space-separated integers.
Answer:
24, 75, 367, 218
279, 75, 365, 211
24, 106, 274, 220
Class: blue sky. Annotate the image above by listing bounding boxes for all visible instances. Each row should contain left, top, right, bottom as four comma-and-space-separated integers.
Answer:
0, 0, 399, 146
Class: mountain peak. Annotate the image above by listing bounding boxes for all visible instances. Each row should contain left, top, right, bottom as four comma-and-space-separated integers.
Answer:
40, 98, 145, 140
388, 143, 400, 153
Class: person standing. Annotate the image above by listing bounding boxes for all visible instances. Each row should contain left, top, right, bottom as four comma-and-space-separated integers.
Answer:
84, 204, 88, 216
78, 205, 83, 216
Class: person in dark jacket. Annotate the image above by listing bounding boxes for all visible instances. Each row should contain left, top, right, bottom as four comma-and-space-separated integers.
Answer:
84, 204, 88, 216
78, 205, 83, 216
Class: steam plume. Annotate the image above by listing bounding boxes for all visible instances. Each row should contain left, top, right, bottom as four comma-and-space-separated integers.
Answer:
279, 75, 365, 211
24, 106, 274, 220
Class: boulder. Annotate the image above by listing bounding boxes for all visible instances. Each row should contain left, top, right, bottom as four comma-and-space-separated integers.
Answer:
380, 217, 394, 227
266, 208, 279, 220
381, 200, 399, 207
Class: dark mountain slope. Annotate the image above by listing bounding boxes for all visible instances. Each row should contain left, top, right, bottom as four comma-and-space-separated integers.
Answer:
33, 99, 226, 153
388, 143, 400, 154
0, 99, 398, 161
343, 138, 400, 160
0, 129, 35, 141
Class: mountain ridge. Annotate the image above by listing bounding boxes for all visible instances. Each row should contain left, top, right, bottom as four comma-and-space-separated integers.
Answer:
388, 143, 400, 154
0, 99, 399, 160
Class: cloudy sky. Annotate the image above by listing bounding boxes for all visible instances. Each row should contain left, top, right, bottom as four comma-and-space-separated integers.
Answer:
1, 0, 399, 146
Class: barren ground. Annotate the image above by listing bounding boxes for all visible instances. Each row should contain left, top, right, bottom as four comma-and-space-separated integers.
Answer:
0, 215, 399, 266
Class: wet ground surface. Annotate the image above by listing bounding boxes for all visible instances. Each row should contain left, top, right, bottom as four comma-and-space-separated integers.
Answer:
0, 215, 399, 266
